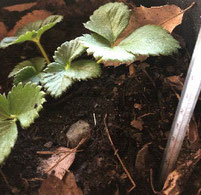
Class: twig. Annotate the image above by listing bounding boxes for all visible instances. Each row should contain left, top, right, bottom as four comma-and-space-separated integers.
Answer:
0, 169, 19, 193
93, 113, 97, 126
104, 114, 136, 192
138, 112, 155, 119
150, 169, 159, 194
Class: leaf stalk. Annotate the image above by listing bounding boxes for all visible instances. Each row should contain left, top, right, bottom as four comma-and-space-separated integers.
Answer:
34, 39, 51, 64
97, 58, 103, 64
65, 63, 71, 70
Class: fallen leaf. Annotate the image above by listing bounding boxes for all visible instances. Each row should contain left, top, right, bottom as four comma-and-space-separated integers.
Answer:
116, 4, 193, 44
131, 119, 144, 130
134, 103, 142, 110
37, 147, 75, 180
135, 142, 151, 177
3, 3, 37, 12
0, 22, 7, 40
64, 172, 83, 195
187, 117, 201, 149
161, 149, 201, 195
39, 173, 83, 195
128, 64, 135, 77
114, 74, 126, 85
164, 75, 184, 91
8, 10, 52, 36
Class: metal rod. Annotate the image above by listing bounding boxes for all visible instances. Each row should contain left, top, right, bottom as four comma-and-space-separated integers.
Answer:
160, 28, 201, 184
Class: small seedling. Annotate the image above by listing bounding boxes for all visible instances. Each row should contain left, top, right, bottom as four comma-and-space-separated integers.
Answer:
0, 83, 45, 164
41, 37, 101, 97
81, 2, 180, 66
8, 57, 46, 84
0, 15, 63, 64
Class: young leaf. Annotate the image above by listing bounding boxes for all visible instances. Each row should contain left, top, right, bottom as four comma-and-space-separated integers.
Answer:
0, 15, 63, 48
41, 63, 73, 98
0, 120, 17, 165
0, 83, 45, 164
81, 33, 136, 64
9, 57, 46, 84
119, 25, 181, 56
7, 83, 46, 128
42, 38, 101, 98
84, 2, 130, 44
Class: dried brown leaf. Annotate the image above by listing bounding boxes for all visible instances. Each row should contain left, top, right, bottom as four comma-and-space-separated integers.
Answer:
8, 10, 52, 36
131, 119, 144, 130
134, 103, 142, 110
37, 147, 75, 180
160, 149, 201, 195
164, 75, 184, 91
135, 142, 151, 177
4, 3, 36, 12
116, 4, 193, 44
114, 74, 126, 85
64, 172, 83, 195
187, 117, 201, 149
128, 64, 135, 77
39, 173, 83, 195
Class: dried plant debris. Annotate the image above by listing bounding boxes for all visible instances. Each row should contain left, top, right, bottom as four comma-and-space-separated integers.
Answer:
164, 75, 184, 92
37, 147, 76, 180
187, 117, 201, 150
3, 3, 37, 12
39, 172, 83, 195
131, 118, 144, 131
159, 149, 201, 195
117, 3, 194, 44
135, 142, 152, 178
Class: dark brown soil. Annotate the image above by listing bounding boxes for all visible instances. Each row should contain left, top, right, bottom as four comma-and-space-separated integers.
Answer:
0, 1, 201, 195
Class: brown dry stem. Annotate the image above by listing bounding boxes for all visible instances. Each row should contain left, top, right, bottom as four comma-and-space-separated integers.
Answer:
104, 114, 136, 192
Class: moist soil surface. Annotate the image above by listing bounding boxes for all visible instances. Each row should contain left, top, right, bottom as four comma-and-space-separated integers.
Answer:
0, 1, 201, 195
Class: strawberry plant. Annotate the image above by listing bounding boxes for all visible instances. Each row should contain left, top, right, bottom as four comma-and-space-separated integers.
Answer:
8, 57, 46, 85
41, 37, 101, 97
0, 15, 63, 64
0, 83, 45, 164
81, 2, 180, 66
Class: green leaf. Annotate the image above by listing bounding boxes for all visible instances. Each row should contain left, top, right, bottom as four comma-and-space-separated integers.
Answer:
81, 33, 136, 65
7, 83, 46, 128
84, 2, 130, 44
0, 15, 63, 48
0, 95, 10, 120
42, 38, 101, 97
119, 25, 181, 56
0, 83, 45, 164
41, 63, 73, 98
9, 57, 46, 84
54, 37, 86, 65
64, 59, 101, 80
81, 26, 180, 66
0, 120, 17, 165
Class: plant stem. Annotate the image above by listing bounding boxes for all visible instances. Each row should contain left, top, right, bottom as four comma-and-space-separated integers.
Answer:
97, 58, 103, 64
65, 63, 70, 70
34, 40, 50, 64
